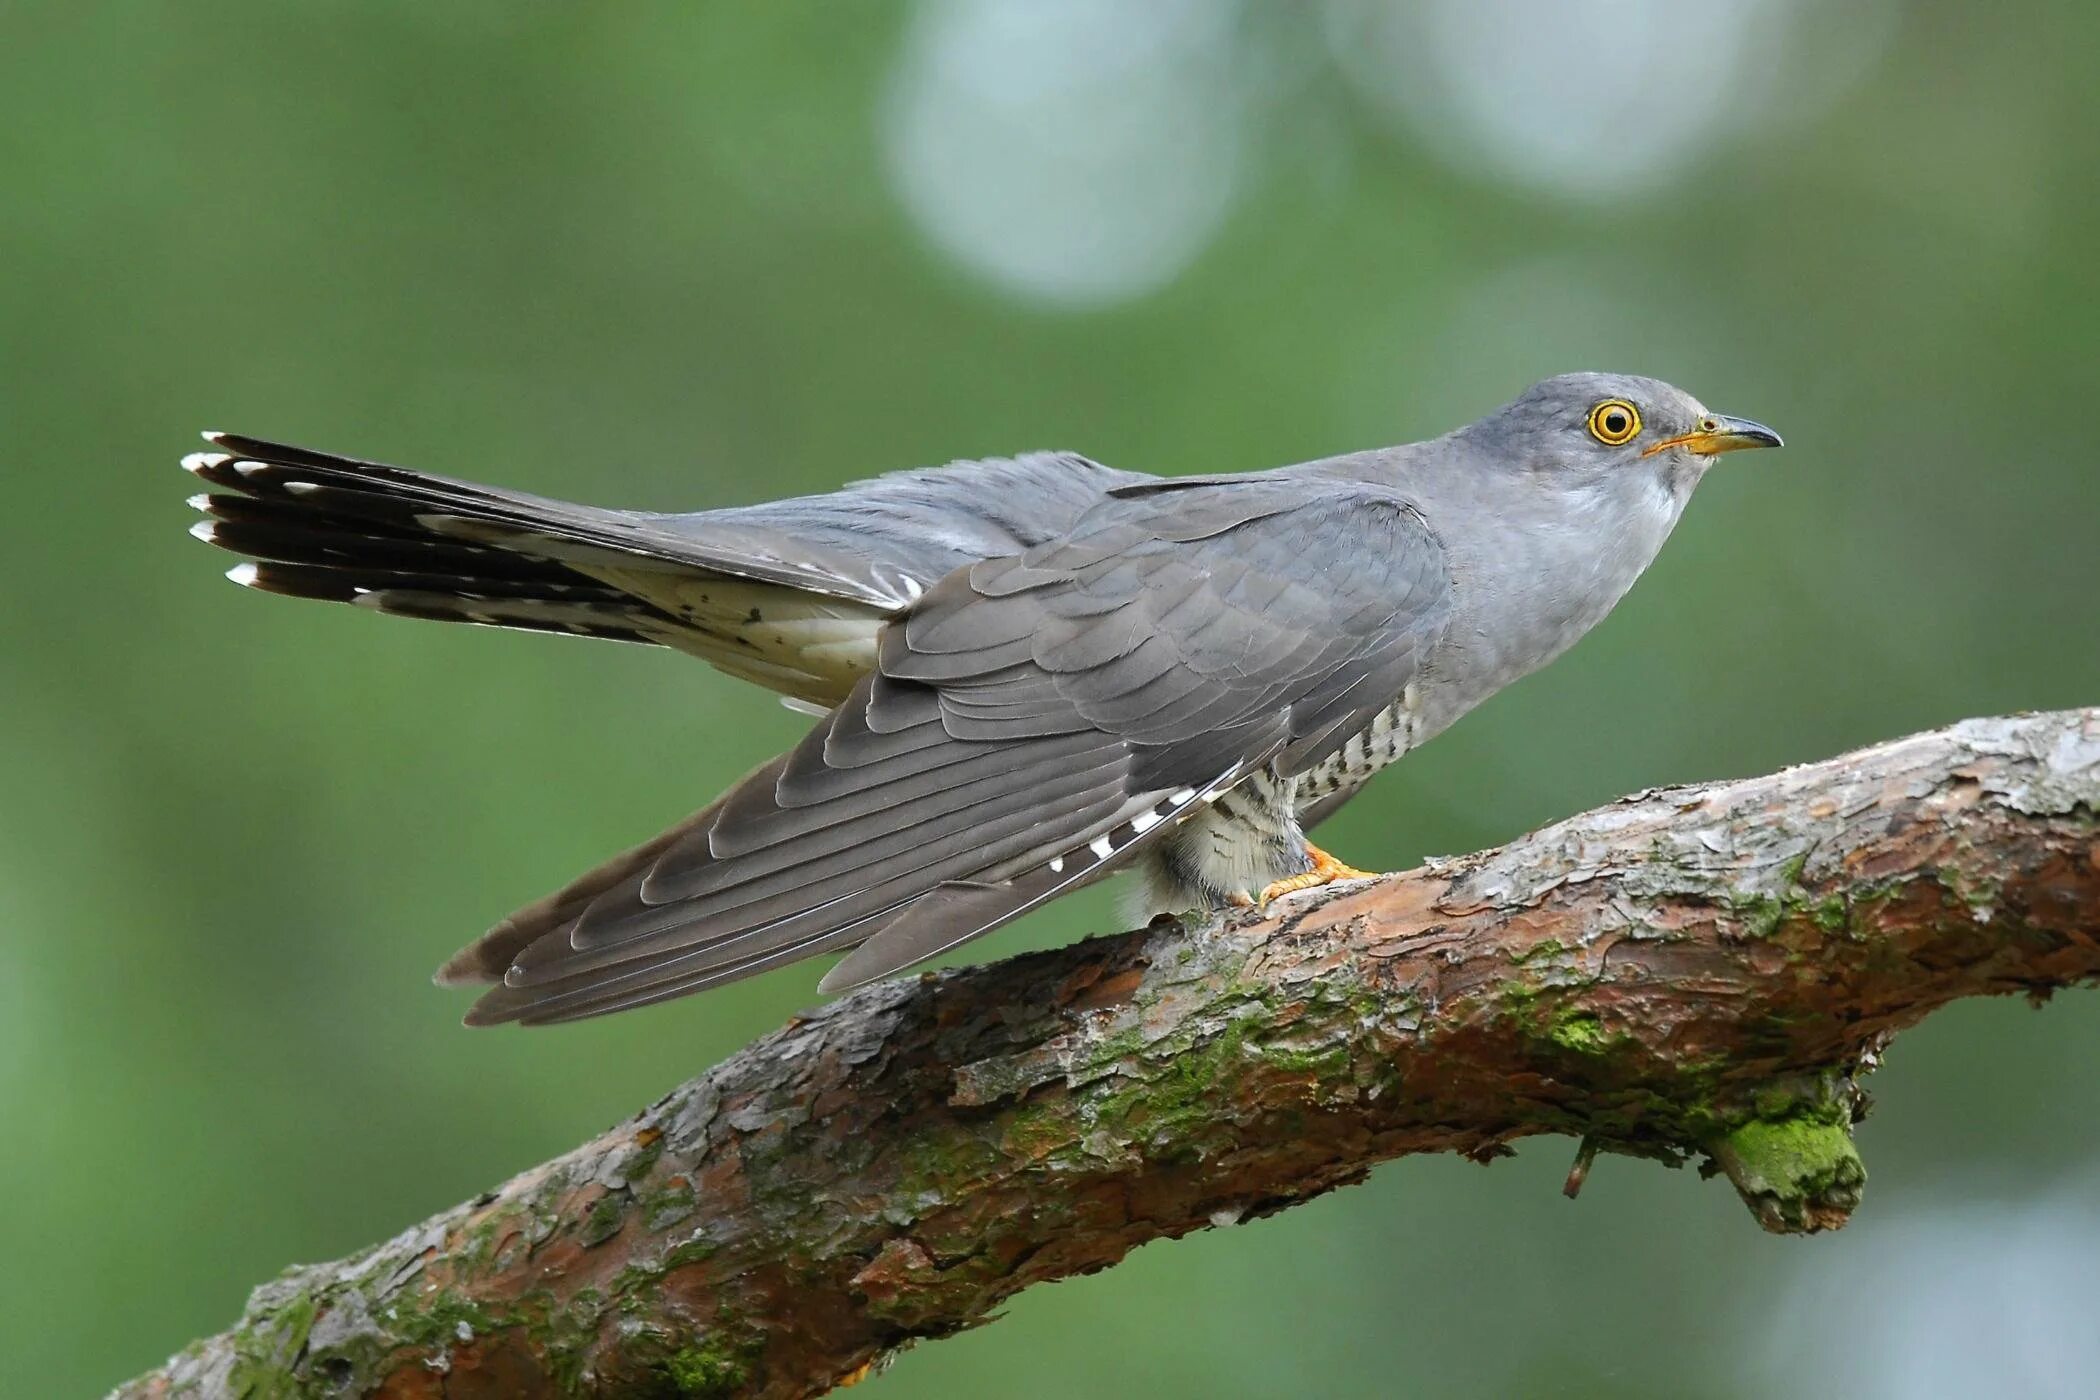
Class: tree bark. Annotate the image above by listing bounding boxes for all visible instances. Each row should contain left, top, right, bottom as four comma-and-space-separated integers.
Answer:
122, 710, 2100, 1399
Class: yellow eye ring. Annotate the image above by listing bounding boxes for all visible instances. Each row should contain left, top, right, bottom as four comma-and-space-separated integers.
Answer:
1586, 399, 1642, 446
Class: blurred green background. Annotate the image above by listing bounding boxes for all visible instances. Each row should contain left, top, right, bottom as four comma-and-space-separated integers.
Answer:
4, 2, 2097, 1395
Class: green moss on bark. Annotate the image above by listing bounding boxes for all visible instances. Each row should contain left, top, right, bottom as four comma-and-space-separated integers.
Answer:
661, 1335, 755, 1397
1711, 1110, 1866, 1233
223, 1281, 319, 1400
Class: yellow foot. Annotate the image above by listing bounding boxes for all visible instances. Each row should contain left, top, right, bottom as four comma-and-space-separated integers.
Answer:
1254, 844, 1379, 907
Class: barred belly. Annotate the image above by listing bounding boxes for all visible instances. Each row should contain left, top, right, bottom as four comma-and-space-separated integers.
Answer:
1135, 686, 1422, 913
1290, 684, 1422, 811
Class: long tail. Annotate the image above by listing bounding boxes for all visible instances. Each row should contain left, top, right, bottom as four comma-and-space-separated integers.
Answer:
182, 432, 898, 703
185, 433, 701, 647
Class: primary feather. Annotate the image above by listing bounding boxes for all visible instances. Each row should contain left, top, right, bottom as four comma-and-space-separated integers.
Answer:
455, 481, 1447, 1024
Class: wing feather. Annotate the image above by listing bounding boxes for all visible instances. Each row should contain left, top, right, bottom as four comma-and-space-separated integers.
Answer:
462, 475, 1452, 1024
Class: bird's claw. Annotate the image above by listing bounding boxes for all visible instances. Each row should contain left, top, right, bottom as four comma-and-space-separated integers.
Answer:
1250, 845, 1379, 908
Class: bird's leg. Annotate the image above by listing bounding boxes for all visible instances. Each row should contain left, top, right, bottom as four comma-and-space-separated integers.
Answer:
1253, 843, 1378, 906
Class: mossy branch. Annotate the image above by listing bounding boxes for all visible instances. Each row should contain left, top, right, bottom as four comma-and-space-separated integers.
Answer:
121, 710, 2100, 1399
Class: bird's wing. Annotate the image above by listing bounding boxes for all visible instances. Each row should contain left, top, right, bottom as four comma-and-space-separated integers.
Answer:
460, 478, 1452, 1024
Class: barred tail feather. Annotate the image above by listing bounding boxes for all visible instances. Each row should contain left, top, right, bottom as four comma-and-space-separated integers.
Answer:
185, 443, 693, 646
181, 432, 893, 699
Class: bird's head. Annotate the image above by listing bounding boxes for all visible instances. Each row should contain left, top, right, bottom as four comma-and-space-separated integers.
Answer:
1466, 371, 1782, 502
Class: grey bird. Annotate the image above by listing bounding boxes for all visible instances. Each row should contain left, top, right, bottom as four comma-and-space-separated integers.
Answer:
183, 373, 1779, 1025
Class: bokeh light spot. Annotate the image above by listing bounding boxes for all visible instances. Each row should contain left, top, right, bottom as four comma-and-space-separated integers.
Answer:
1324, 0, 1896, 200
881, 0, 1248, 308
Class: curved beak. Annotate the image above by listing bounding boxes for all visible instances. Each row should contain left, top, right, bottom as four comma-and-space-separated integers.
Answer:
1642, 413, 1784, 459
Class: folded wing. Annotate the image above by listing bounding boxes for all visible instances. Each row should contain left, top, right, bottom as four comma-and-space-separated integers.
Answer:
455, 478, 1453, 1024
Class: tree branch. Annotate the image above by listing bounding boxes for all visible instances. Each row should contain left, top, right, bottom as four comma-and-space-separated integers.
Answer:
123, 710, 2100, 1399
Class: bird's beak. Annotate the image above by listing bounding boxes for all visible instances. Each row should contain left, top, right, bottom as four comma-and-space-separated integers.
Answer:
1642, 413, 1784, 459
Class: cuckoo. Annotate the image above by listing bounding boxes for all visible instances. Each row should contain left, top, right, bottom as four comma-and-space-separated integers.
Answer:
183, 372, 1779, 1025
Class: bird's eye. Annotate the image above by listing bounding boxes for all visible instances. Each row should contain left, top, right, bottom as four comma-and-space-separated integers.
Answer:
1586, 399, 1642, 446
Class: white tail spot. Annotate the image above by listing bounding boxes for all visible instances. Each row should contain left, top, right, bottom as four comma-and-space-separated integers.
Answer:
1048, 855, 1064, 873
1131, 809, 1163, 834
1088, 834, 1115, 859
283, 481, 322, 497
225, 563, 260, 586
180, 452, 229, 475
187, 520, 217, 543
1168, 788, 1196, 805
